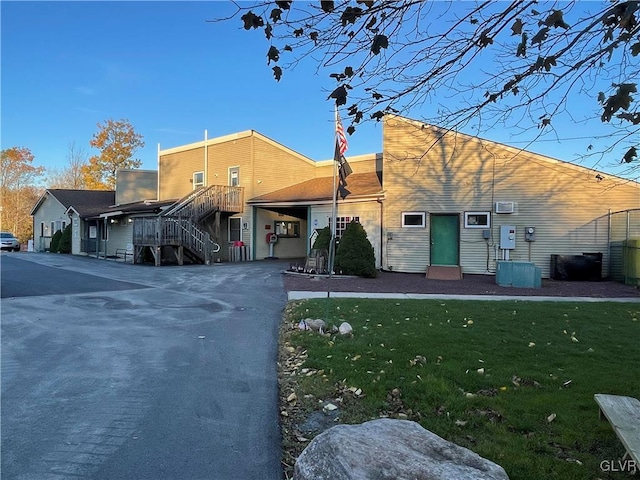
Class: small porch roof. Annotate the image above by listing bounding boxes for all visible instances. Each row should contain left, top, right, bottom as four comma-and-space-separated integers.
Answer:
247, 172, 383, 206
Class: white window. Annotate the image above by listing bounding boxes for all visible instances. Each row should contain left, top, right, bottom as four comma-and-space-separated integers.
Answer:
193, 171, 204, 189
229, 217, 242, 243
464, 211, 491, 228
402, 212, 426, 228
330, 216, 360, 240
229, 167, 240, 187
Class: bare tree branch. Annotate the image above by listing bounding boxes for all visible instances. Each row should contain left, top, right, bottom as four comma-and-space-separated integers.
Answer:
213, 1, 639, 168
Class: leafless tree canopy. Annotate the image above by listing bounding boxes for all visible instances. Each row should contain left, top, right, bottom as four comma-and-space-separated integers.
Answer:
218, 1, 639, 168
46, 141, 88, 189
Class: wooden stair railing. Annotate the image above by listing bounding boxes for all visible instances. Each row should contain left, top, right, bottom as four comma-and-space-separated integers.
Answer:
133, 185, 241, 265
133, 216, 221, 265
162, 185, 243, 220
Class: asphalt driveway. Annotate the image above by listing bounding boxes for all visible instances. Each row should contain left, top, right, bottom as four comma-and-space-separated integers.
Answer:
1, 253, 287, 480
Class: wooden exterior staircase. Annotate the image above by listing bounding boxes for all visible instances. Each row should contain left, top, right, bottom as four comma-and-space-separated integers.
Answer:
132, 185, 243, 266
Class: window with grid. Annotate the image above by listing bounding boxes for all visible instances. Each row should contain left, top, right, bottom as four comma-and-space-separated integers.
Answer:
331, 216, 360, 240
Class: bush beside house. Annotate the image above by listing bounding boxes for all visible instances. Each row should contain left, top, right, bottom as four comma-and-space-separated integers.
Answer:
58, 225, 72, 253
335, 221, 377, 278
48, 225, 72, 253
49, 230, 63, 253
312, 226, 331, 251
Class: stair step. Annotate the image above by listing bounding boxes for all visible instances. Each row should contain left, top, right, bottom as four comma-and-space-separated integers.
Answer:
426, 266, 462, 280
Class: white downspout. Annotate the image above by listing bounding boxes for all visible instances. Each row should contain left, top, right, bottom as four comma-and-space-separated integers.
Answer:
204, 130, 208, 187
157, 143, 161, 200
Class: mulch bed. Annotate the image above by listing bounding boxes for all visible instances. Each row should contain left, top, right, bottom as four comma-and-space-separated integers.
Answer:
282, 270, 640, 298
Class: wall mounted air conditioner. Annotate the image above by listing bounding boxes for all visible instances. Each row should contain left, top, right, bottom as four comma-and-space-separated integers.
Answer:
495, 201, 515, 214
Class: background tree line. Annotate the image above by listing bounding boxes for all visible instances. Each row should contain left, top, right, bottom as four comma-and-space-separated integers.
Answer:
1, 119, 144, 244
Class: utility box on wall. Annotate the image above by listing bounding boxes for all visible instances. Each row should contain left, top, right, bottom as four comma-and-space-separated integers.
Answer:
499, 225, 516, 249
524, 226, 536, 242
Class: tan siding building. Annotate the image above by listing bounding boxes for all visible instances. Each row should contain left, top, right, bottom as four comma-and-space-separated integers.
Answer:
158, 131, 319, 261
81, 114, 637, 277
383, 115, 640, 277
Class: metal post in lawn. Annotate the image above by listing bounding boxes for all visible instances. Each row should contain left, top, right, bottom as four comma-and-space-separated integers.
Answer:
326, 106, 340, 323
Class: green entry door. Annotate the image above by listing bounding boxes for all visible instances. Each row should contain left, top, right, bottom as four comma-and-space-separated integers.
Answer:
430, 214, 459, 265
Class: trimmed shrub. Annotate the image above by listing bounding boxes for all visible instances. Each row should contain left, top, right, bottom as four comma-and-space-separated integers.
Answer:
50, 229, 63, 253
312, 226, 332, 251
58, 225, 72, 254
335, 221, 377, 278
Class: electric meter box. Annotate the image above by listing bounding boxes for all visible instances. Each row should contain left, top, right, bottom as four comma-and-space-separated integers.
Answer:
524, 226, 536, 242
500, 225, 516, 249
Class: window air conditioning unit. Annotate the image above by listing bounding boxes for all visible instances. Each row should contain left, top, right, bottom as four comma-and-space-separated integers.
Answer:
495, 201, 515, 214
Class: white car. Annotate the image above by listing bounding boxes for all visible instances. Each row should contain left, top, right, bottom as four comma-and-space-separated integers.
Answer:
0, 232, 21, 251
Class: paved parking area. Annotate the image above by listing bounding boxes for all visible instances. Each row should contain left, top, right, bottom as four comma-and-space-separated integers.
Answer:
1, 253, 287, 480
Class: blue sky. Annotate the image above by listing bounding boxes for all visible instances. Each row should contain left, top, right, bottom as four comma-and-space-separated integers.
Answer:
2, 1, 637, 182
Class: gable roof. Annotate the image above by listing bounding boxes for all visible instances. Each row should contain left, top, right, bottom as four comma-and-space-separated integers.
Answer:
160, 129, 317, 166
31, 189, 116, 217
386, 114, 640, 187
248, 172, 383, 205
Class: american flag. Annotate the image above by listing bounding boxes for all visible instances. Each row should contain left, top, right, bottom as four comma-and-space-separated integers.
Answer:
336, 112, 348, 155
334, 112, 352, 199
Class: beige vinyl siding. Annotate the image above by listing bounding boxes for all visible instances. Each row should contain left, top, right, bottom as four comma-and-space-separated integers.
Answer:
161, 132, 318, 204
315, 153, 381, 178
310, 202, 382, 269
383, 115, 640, 276
205, 136, 252, 188
159, 131, 321, 263
251, 136, 316, 197
105, 220, 133, 256
385, 225, 430, 273
32, 194, 68, 252
116, 170, 157, 204
254, 208, 308, 259
159, 147, 205, 200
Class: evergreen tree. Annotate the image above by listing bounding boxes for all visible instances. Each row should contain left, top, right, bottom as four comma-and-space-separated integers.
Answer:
335, 221, 377, 278
58, 224, 72, 254
50, 229, 63, 253
312, 226, 332, 252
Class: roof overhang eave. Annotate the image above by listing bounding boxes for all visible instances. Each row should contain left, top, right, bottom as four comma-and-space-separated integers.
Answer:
99, 211, 125, 219
248, 192, 385, 207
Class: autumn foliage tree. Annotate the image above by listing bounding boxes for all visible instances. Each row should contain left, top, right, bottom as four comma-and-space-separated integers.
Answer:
220, 1, 639, 168
82, 119, 144, 190
1, 147, 44, 242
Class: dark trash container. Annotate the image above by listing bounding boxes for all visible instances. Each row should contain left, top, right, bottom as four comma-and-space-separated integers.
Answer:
550, 253, 602, 281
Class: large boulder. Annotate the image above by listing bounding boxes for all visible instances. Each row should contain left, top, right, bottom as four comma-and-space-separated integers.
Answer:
294, 418, 509, 480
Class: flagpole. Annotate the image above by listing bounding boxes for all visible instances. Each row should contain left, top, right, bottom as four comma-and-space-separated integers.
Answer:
329, 105, 338, 292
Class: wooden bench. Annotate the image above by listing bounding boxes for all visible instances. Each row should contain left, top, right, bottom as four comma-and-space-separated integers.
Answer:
594, 393, 640, 463
115, 243, 134, 263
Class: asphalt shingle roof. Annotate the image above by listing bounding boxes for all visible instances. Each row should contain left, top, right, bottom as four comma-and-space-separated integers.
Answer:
31, 189, 117, 218
248, 172, 383, 203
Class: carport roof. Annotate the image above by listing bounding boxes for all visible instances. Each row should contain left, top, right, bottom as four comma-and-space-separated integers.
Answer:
248, 172, 383, 204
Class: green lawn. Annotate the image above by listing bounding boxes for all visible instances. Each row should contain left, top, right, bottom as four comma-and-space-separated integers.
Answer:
280, 299, 640, 480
